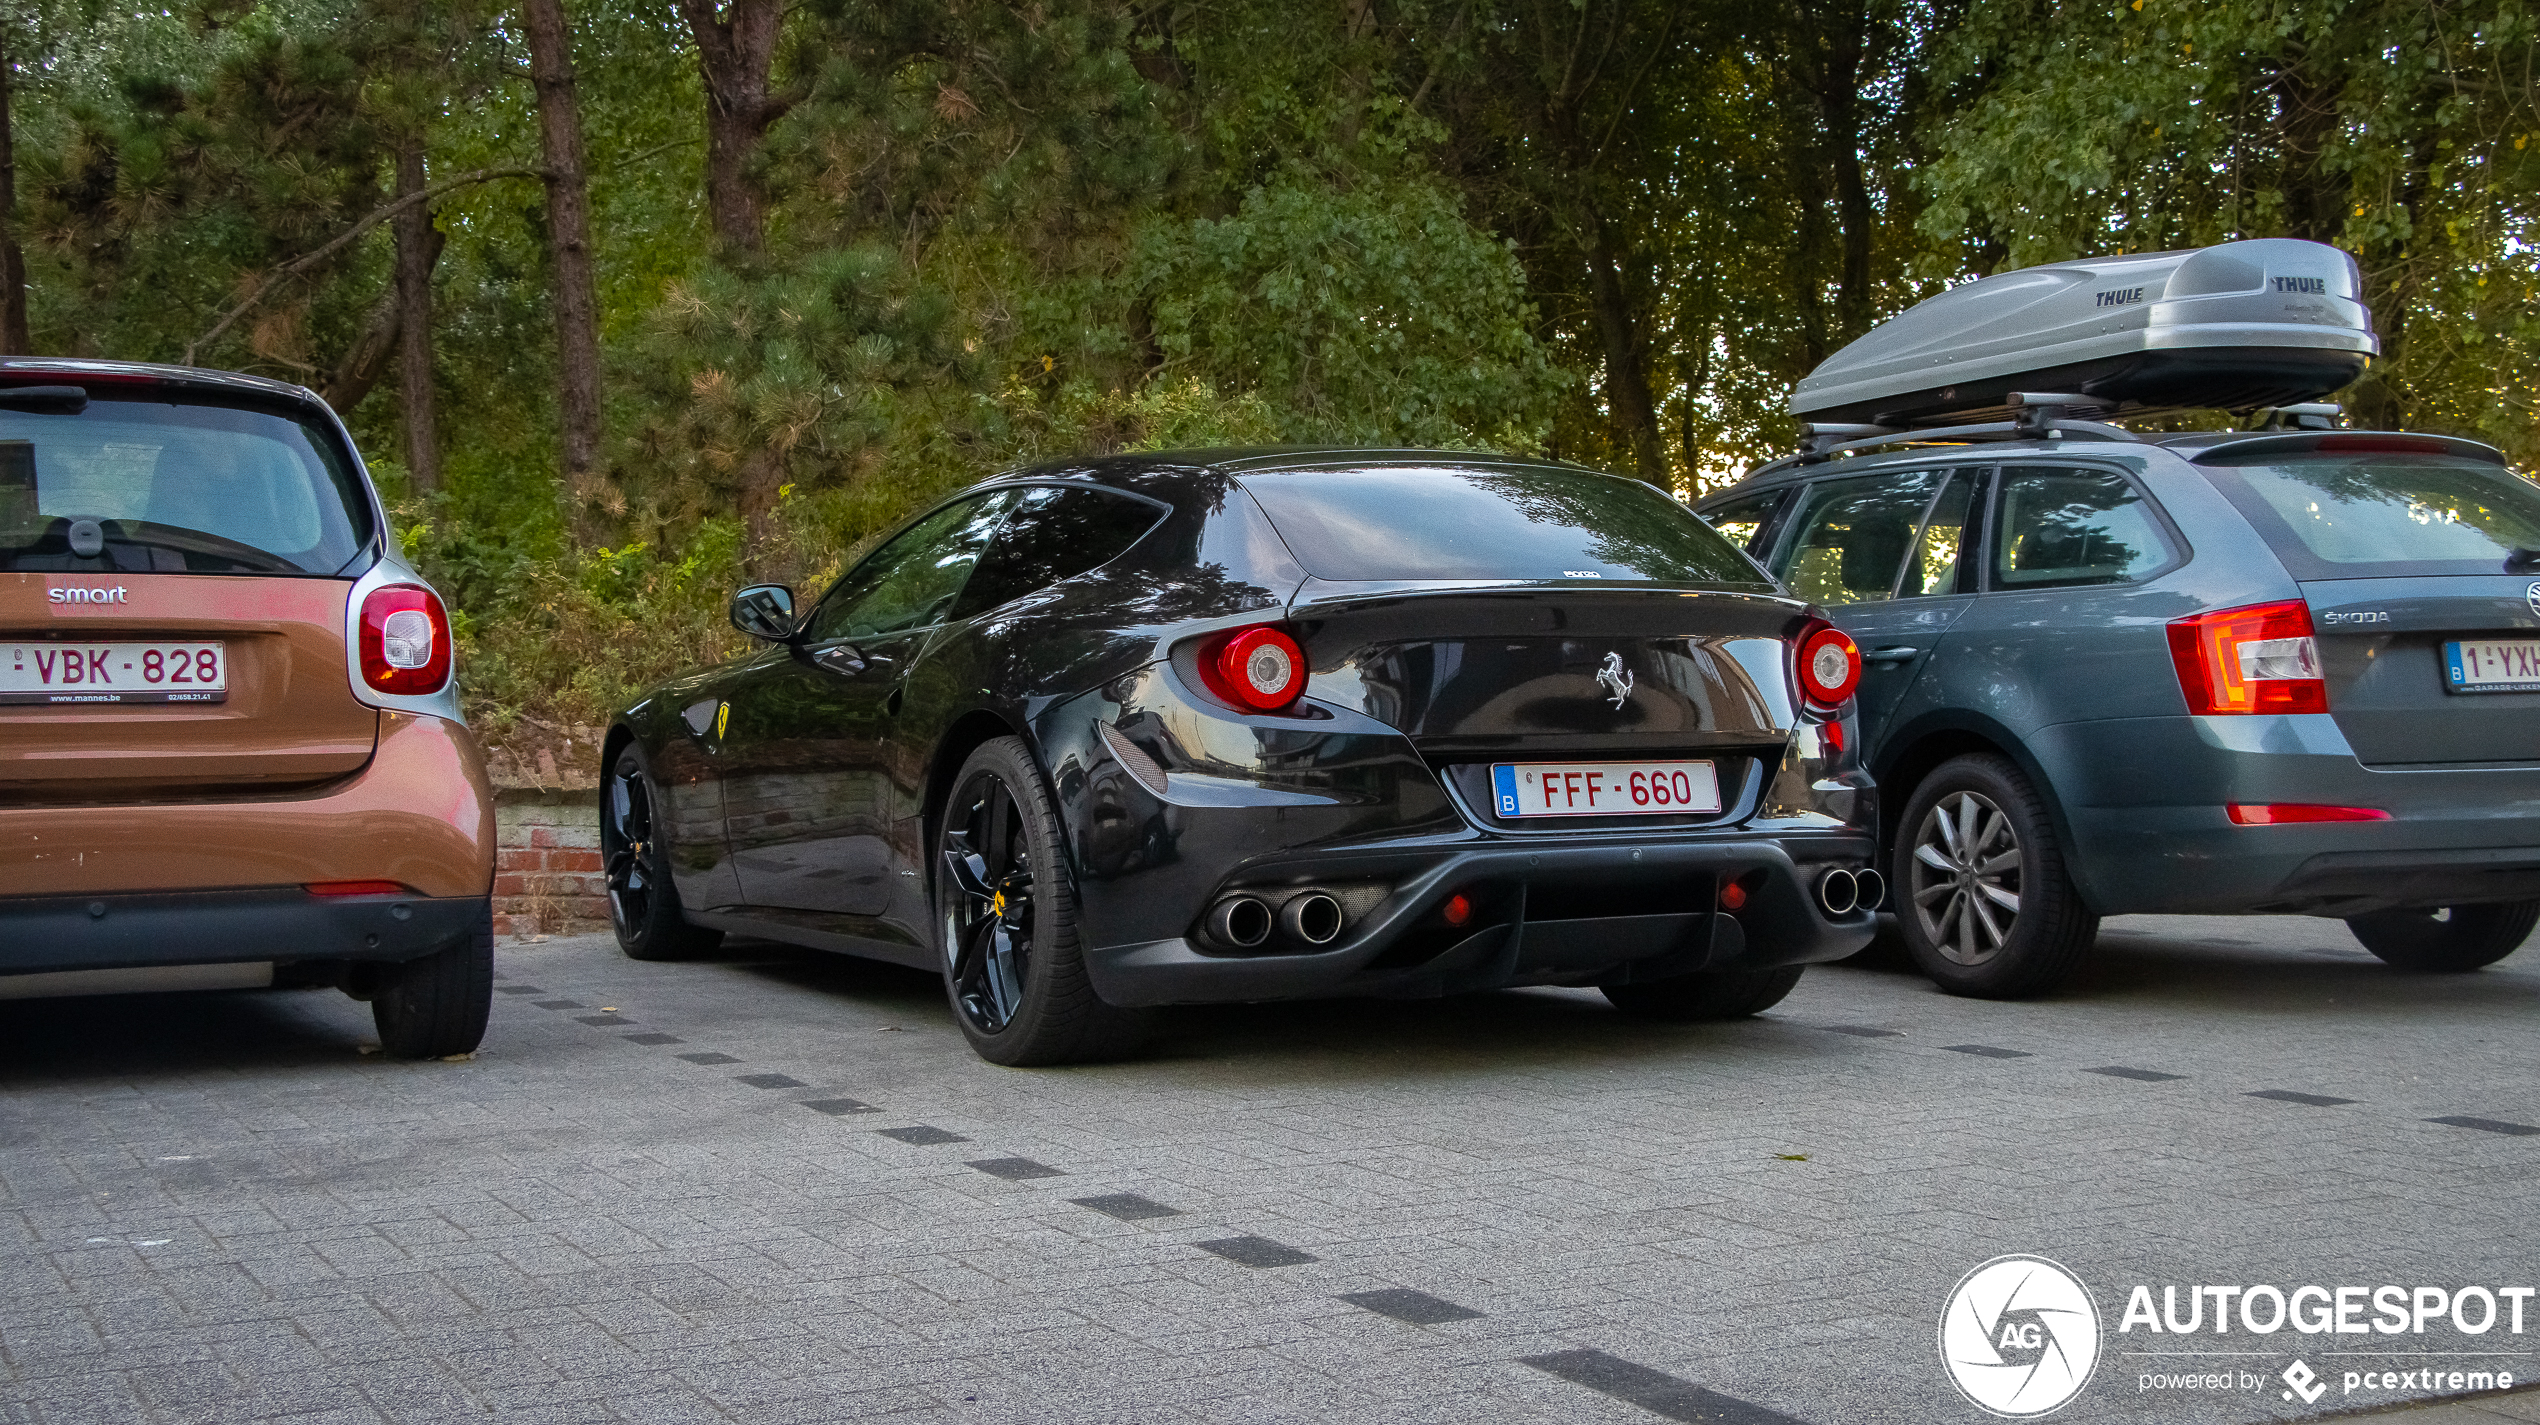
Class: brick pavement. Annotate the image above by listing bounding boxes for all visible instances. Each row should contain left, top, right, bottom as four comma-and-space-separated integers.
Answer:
3, 915, 2539, 1424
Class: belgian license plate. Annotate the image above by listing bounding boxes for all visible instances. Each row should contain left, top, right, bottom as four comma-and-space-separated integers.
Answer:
1490, 759, 1720, 818
2444, 640, 2540, 694
1, 642, 227, 704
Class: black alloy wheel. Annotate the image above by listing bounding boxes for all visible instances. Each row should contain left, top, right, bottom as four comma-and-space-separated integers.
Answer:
1892, 753, 2097, 999
603, 746, 722, 961
936, 736, 1149, 1066
2346, 900, 2540, 973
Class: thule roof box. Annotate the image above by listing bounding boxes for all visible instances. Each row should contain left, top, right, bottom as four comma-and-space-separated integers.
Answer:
1791, 239, 2378, 429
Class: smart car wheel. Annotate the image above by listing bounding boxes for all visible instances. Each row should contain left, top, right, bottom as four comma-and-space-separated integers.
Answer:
1894, 754, 2097, 999
604, 747, 723, 961
937, 736, 1150, 1066
2345, 901, 2540, 973
373, 899, 493, 1059
1603, 965, 1804, 1021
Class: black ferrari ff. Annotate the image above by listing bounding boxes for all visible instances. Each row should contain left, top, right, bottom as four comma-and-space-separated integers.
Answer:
602, 450, 1880, 1064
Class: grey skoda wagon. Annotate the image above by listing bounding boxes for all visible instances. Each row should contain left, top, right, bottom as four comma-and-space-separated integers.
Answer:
1695, 238, 2540, 996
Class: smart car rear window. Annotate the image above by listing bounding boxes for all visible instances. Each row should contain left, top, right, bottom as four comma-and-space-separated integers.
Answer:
1237, 465, 1767, 585
0, 394, 372, 574
2197, 451, 2540, 579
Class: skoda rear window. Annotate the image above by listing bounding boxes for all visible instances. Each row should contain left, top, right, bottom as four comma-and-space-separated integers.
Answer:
1237, 465, 1769, 585
0, 394, 373, 575
2199, 449, 2540, 579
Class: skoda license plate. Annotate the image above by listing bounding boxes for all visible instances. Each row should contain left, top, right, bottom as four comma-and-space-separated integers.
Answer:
2, 642, 226, 704
2444, 640, 2540, 694
1491, 760, 1719, 818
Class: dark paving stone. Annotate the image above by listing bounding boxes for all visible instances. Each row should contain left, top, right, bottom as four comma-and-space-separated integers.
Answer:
2087, 1066, 2185, 1082
1193, 1236, 1316, 1268
2429, 1115, 2540, 1136
801, 1098, 876, 1116
2248, 1089, 2356, 1107
676, 1052, 741, 1066
1521, 1348, 1809, 1425
575, 1014, 633, 1027
735, 1073, 805, 1090
1339, 1288, 1482, 1325
1071, 1193, 1182, 1222
877, 1126, 970, 1146
966, 1157, 1063, 1181
531, 1000, 585, 1011
495, 986, 543, 995
1941, 1045, 2031, 1059
1817, 1025, 1902, 1038
622, 1033, 683, 1046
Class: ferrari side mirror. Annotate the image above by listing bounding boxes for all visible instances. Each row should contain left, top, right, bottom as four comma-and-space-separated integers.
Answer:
729, 584, 797, 641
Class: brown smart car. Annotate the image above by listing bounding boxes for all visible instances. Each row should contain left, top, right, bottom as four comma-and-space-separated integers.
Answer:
0, 359, 494, 1056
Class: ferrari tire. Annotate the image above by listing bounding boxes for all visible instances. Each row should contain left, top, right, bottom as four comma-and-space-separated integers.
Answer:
604, 745, 723, 962
1602, 965, 1804, 1021
936, 736, 1150, 1066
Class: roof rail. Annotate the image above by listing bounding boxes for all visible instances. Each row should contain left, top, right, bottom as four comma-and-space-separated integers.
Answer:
1789, 393, 2140, 465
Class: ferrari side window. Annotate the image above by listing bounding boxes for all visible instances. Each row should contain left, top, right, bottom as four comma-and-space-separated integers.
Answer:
804, 492, 1011, 644
951, 485, 1165, 620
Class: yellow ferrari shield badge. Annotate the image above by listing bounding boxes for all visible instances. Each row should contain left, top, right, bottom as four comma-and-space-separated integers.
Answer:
714, 701, 729, 739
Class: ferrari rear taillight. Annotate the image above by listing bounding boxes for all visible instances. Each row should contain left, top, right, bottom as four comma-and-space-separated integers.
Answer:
359, 584, 452, 696
1199, 623, 1307, 712
1795, 618, 1861, 710
2166, 600, 2325, 715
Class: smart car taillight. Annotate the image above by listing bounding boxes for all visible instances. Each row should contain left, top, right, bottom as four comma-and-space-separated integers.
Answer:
2166, 600, 2326, 715
1796, 619, 1861, 710
1200, 624, 1307, 712
360, 584, 452, 696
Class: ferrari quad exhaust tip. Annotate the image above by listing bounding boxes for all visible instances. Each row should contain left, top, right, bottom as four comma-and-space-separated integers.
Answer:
1852, 868, 1885, 912
1209, 895, 1274, 949
1816, 868, 1860, 917
1279, 891, 1345, 946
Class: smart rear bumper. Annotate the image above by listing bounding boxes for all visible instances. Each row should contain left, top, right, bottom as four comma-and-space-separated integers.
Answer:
0, 887, 487, 977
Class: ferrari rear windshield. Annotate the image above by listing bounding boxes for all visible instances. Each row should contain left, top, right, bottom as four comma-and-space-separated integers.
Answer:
0, 392, 374, 575
2197, 449, 2540, 580
1238, 464, 1769, 585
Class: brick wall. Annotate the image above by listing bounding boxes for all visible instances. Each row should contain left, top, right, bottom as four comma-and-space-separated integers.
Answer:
494, 791, 610, 939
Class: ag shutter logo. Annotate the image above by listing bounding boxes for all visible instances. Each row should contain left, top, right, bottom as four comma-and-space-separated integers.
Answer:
1941, 1255, 2103, 1418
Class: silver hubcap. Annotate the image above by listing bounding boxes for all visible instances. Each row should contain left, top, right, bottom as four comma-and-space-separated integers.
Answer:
1909, 790, 2023, 966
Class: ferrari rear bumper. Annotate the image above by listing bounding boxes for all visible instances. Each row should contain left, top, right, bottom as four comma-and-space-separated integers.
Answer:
1079, 830, 1876, 1007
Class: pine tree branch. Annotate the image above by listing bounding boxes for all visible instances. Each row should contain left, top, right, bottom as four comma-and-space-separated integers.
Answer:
182, 165, 544, 368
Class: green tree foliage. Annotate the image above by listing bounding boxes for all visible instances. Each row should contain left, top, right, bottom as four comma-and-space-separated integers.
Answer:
5, 0, 2531, 755
1917, 0, 2540, 451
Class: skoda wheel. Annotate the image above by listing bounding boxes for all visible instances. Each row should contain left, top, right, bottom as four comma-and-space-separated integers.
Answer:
2346, 901, 2540, 973
373, 899, 494, 1058
1894, 754, 2097, 998
1603, 965, 1804, 1021
937, 736, 1149, 1066
604, 746, 723, 961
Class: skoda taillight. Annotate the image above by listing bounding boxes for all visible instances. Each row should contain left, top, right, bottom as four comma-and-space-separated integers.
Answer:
2166, 600, 2326, 715
359, 584, 452, 696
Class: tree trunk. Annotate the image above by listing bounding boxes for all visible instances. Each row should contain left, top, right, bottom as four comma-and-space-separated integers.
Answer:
1580, 206, 1665, 485
735, 445, 786, 573
320, 225, 440, 413
675, 0, 791, 254
0, 20, 28, 356
525, 0, 607, 539
1814, 3, 1875, 339
394, 140, 442, 494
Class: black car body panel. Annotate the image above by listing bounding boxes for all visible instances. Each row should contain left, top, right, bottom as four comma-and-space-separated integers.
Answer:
611, 450, 1880, 1005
